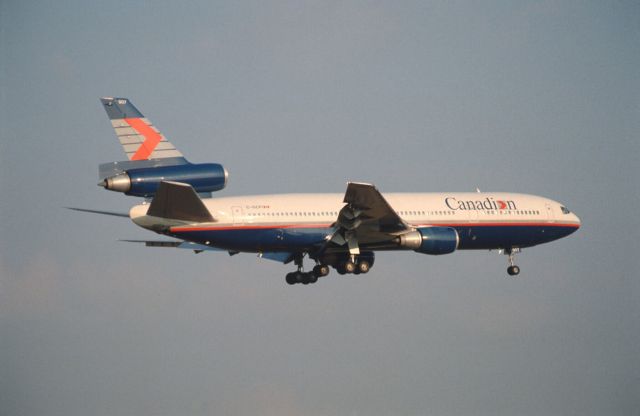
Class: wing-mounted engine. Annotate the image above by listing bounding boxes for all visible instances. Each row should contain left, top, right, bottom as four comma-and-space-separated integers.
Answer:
397, 226, 459, 255
99, 159, 228, 198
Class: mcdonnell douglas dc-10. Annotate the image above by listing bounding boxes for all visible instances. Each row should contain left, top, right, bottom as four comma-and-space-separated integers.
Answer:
71, 97, 581, 285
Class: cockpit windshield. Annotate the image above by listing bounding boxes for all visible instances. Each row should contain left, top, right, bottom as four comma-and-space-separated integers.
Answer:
561, 206, 571, 214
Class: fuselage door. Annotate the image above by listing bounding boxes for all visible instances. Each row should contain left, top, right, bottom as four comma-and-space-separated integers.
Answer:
232, 206, 244, 224
545, 203, 555, 222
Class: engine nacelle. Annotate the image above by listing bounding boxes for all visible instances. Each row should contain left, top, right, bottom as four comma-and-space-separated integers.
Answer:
397, 226, 459, 255
100, 163, 228, 197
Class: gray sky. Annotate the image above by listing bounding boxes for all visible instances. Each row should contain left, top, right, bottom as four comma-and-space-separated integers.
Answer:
1, 1, 639, 415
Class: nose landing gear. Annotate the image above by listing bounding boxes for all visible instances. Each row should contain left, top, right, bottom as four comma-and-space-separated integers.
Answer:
505, 248, 521, 276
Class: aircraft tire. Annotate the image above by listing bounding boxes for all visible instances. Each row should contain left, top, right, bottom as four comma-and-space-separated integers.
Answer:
358, 261, 370, 274
344, 261, 356, 274
507, 265, 520, 276
313, 265, 330, 277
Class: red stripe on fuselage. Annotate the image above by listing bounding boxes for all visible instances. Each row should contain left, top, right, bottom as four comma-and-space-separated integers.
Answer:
125, 118, 162, 160
429, 222, 581, 228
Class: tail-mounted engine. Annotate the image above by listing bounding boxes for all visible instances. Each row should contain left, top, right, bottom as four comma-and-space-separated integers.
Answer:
397, 226, 459, 255
99, 159, 227, 198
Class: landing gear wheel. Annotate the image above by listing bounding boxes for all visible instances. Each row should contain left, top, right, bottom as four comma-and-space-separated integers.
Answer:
357, 260, 370, 274
313, 265, 330, 277
507, 265, 520, 276
344, 261, 356, 274
307, 273, 318, 283
285, 272, 296, 285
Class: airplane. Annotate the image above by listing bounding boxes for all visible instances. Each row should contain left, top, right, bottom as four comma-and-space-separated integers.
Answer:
71, 97, 581, 285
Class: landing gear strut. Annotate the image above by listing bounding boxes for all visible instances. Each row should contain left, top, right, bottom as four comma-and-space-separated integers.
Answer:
505, 248, 521, 276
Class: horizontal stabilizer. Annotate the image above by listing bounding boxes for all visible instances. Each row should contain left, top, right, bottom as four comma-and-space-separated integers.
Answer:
121, 239, 222, 252
147, 181, 214, 222
66, 207, 129, 218
259, 252, 296, 264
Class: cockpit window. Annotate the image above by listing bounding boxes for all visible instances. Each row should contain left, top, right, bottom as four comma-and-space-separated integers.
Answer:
561, 206, 571, 214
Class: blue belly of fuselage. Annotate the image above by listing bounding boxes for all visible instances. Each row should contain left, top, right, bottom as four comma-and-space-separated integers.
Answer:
168, 223, 578, 252
453, 224, 578, 249
169, 227, 330, 252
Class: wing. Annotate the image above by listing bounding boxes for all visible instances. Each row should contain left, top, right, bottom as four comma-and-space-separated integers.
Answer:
329, 182, 411, 254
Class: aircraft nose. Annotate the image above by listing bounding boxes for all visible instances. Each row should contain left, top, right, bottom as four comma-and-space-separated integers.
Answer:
572, 212, 581, 229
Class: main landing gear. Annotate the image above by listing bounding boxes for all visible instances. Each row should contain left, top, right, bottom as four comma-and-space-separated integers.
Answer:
284, 253, 374, 285
505, 248, 521, 276
285, 255, 330, 285
335, 256, 371, 276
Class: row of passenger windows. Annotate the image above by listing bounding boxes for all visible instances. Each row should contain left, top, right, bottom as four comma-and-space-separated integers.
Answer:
246, 210, 434, 217
469, 210, 541, 215
247, 211, 338, 217
502, 210, 540, 215
243, 209, 540, 217
397, 210, 428, 216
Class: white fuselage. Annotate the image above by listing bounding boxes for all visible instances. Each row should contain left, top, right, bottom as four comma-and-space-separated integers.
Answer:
131, 192, 580, 230
130, 192, 580, 255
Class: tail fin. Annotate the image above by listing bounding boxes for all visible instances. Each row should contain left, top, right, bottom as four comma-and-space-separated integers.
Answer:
100, 97, 183, 160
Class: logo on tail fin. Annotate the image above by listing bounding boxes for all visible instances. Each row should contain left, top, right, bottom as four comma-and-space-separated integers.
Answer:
100, 97, 183, 161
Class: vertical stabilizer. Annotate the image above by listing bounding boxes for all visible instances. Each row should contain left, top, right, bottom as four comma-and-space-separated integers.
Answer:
100, 97, 184, 160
